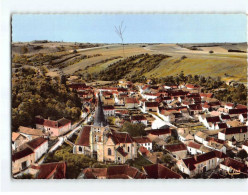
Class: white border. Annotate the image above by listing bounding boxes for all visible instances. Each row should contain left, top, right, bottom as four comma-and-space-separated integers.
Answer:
1, 0, 248, 192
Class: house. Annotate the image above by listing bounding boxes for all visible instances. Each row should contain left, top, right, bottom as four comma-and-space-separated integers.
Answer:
165, 143, 187, 159
177, 151, 226, 177
158, 109, 175, 123
219, 114, 231, 122
224, 103, 235, 110
143, 101, 158, 112
18, 126, 46, 140
220, 157, 248, 175
80, 165, 146, 179
25, 137, 48, 162
218, 126, 248, 142
103, 105, 115, 116
229, 108, 247, 118
12, 147, 35, 174
188, 104, 203, 116
12, 132, 29, 151
143, 164, 182, 179
178, 132, 194, 144
185, 84, 200, 90
133, 136, 152, 151
215, 123, 228, 130
146, 128, 171, 141
35, 116, 71, 137
131, 115, 148, 126
206, 140, 226, 154
29, 161, 66, 179
187, 141, 210, 155
125, 97, 139, 109
194, 131, 208, 144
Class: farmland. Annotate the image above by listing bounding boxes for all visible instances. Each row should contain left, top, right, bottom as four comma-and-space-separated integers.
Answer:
12, 42, 247, 84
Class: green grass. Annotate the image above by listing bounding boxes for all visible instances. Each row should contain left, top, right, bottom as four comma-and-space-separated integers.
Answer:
126, 154, 152, 171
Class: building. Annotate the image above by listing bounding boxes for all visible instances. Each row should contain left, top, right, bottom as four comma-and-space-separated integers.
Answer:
146, 128, 171, 141
103, 105, 115, 116
143, 164, 182, 179
143, 101, 158, 112
29, 161, 66, 179
18, 126, 46, 140
80, 165, 146, 179
12, 132, 29, 151
125, 97, 139, 109
25, 137, 48, 162
165, 143, 187, 159
133, 136, 152, 151
12, 147, 35, 174
74, 94, 138, 164
131, 115, 148, 126
220, 157, 248, 175
177, 151, 226, 177
218, 126, 248, 141
35, 116, 71, 137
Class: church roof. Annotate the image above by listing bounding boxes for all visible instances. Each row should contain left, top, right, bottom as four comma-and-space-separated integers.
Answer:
93, 94, 107, 127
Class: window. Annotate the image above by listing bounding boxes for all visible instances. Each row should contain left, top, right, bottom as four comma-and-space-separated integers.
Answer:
108, 148, 112, 156
128, 146, 130, 152
79, 146, 82, 152
118, 157, 121, 161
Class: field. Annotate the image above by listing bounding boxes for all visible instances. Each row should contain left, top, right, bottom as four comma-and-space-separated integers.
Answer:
12, 42, 247, 84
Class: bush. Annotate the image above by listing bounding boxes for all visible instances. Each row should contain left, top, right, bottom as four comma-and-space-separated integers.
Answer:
237, 149, 248, 160
209, 50, 214, 54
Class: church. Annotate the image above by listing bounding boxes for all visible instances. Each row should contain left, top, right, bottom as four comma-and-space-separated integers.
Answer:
73, 94, 138, 164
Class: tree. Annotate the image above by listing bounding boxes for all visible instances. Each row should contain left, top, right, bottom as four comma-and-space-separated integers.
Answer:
120, 122, 146, 137
115, 21, 126, 57
237, 149, 248, 160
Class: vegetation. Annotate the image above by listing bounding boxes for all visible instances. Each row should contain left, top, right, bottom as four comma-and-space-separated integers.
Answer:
44, 144, 97, 179
120, 122, 146, 137
126, 154, 152, 171
98, 53, 170, 82
11, 68, 82, 131
237, 149, 248, 160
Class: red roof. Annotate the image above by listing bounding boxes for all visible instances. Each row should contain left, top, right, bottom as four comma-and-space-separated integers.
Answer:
131, 115, 147, 121
35, 116, 71, 128
139, 146, 150, 156
27, 137, 48, 150
147, 128, 171, 136
229, 108, 247, 115
109, 130, 134, 144
188, 104, 202, 111
12, 147, 34, 161
143, 164, 182, 179
35, 161, 66, 179
200, 93, 213, 98
83, 165, 146, 179
220, 126, 247, 135
186, 84, 199, 89
145, 101, 158, 107
116, 147, 128, 157
125, 97, 139, 104
206, 116, 221, 123
182, 151, 226, 171
221, 158, 248, 173
133, 136, 151, 144
165, 143, 187, 152
187, 141, 201, 149
75, 126, 91, 146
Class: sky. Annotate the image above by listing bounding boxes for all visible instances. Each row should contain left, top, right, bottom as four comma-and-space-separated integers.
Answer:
12, 14, 247, 43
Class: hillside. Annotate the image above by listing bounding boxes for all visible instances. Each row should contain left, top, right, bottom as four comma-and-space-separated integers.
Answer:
11, 42, 247, 84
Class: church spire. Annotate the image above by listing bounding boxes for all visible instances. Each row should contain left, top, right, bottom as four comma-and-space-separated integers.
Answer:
93, 93, 107, 127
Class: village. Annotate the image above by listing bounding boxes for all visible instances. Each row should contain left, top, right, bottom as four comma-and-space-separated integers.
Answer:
11, 76, 248, 179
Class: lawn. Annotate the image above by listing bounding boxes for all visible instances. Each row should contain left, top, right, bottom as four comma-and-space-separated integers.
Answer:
126, 154, 153, 171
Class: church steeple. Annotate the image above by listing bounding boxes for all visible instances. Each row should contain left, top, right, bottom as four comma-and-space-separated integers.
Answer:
93, 93, 107, 127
